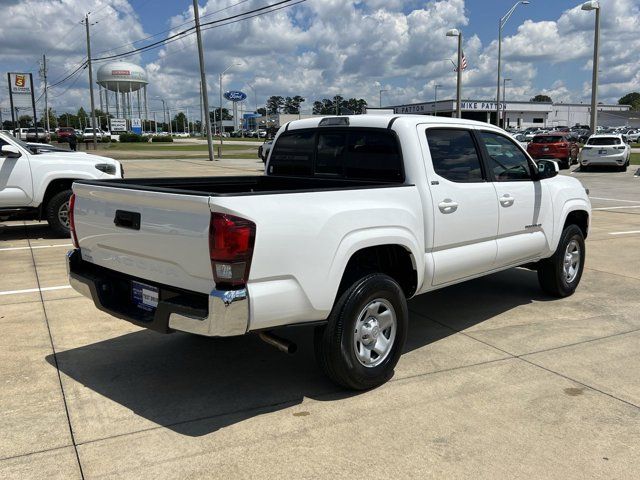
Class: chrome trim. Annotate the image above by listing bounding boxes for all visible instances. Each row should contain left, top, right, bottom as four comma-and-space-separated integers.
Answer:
168, 288, 249, 337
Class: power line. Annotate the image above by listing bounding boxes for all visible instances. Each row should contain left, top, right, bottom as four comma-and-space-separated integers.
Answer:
92, 0, 253, 57
91, 0, 299, 62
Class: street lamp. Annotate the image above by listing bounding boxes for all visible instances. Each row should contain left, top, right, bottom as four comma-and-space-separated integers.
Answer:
434, 84, 442, 116
379, 89, 388, 108
502, 78, 511, 127
582, 0, 600, 133
496, 1, 529, 127
446, 28, 463, 119
218, 62, 242, 157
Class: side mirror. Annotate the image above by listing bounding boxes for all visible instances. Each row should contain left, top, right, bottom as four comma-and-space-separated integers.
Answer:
1, 145, 21, 159
535, 159, 559, 180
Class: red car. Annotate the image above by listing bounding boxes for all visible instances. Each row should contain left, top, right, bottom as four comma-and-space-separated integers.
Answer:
57, 127, 75, 143
526, 132, 579, 169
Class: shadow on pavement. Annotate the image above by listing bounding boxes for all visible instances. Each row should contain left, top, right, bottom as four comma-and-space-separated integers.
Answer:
47, 268, 549, 437
0, 222, 64, 241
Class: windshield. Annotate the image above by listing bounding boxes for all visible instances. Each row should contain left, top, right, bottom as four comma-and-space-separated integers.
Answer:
587, 137, 621, 146
532, 136, 565, 144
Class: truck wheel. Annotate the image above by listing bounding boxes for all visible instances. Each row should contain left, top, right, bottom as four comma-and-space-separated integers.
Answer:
314, 273, 408, 390
45, 189, 72, 237
560, 158, 570, 170
537, 224, 585, 298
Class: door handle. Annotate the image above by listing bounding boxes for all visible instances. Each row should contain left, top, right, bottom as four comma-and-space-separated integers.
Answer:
438, 199, 459, 214
499, 194, 515, 207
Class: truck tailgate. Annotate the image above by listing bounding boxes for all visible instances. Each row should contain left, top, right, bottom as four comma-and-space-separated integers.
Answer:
72, 182, 213, 294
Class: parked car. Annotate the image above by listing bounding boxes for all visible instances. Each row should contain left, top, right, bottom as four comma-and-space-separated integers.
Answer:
0, 132, 121, 235
57, 127, 76, 143
626, 130, 640, 143
67, 115, 591, 390
13, 128, 29, 139
258, 140, 273, 163
26, 127, 51, 142
526, 132, 579, 169
83, 128, 110, 140
579, 134, 631, 171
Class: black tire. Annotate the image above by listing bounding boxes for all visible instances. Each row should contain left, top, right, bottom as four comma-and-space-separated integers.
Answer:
619, 164, 628, 172
537, 224, 585, 298
561, 158, 570, 170
45, 189, 72, 237
580, 164, 589, 172
314, 273, 408, 390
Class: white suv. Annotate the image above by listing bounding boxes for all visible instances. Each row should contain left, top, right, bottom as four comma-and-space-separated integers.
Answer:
579, 135, 631, 172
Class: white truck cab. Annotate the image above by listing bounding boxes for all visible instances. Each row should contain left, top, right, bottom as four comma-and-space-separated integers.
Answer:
0, 132, 122, 235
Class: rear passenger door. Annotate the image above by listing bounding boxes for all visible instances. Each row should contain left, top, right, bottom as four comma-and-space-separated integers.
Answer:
423, 128, 499, 286
477, 131, 553, 266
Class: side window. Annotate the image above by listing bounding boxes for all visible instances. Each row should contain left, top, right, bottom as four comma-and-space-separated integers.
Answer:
269, 131, 315, 176
480, 131, 532, 182
425, 129, 484, 183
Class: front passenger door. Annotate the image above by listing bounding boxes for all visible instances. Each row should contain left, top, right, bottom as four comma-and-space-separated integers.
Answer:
478, 131, 553, 266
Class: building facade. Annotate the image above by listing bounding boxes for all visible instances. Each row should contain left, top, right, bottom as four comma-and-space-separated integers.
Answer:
389, 99, 630, 129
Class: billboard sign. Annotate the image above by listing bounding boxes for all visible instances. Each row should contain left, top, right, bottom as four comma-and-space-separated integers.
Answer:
9, 73, 32, 95
131, 118, 142, 135
224, 90, 247, 102
110, 118, 127, 132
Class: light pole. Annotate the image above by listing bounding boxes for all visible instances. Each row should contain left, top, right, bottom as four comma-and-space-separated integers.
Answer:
446, 29, 463, 119
379, 89, 388, 108
502, 78, 511, 127
219, 62, 242, 157
582, 0, 600, 133
496, 1, 529, 127
434, 84, 442, 116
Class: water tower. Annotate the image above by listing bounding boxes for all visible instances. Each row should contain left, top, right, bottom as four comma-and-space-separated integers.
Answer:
96, 61, 149, 121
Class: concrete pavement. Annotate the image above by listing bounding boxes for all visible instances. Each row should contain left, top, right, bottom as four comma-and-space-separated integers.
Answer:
1, 161, 639, 479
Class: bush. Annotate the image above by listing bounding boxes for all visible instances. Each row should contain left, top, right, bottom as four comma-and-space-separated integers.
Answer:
101, 137, 111, 143
119, 133, 143, 143
150, 135, 174, 143
49, 133, 58, 142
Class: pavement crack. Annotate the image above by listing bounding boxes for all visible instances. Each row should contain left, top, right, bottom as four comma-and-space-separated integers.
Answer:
26, 227, 86, 480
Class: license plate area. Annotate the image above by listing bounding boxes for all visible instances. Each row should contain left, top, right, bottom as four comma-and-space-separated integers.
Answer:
132, 281, 159, 312
598, 149, 607, 155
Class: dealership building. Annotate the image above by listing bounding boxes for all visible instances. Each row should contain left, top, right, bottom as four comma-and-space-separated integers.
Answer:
388, 99, 631, 128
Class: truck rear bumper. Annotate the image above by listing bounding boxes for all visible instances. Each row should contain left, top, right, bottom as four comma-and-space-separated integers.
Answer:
66, 249, 249, 337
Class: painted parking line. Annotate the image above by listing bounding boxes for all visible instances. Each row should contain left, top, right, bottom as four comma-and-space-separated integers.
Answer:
590, 197, 640, 203
0, 244, 72, 252
0, 285, 72, 296
593, 205, 640, 211
609, 230, 640, 236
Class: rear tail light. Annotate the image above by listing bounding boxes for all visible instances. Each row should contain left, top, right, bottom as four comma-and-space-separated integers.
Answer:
69, 193, 79, 248
209, 213, 256, 289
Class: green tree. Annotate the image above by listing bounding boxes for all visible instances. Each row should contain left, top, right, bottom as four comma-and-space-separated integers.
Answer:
257, 107, 267, 116
18, 115, 33, 127
173, 111, 188, 132
266, 95, 285, 114
283, 95, 306, 114
530, 94, 552, 103
618, 92, 640, 111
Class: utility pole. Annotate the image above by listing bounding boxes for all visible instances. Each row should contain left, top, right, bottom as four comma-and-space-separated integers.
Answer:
41, 54, 50, 134
84, 13, 98, 149
193, 0, 215, 161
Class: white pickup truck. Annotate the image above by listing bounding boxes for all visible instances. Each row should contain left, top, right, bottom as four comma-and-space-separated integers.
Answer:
0, 132, 122, 235
67, 115, 591, 389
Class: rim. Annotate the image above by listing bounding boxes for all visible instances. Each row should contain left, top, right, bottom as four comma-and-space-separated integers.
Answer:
58, 201, 70, 229
353, 298, 397, 368
563, 239, 581, 284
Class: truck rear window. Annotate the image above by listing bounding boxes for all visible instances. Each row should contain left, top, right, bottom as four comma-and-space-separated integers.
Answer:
269, 128, 403, 182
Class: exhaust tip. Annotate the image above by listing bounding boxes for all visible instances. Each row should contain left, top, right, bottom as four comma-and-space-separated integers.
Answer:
258, 332, 297, 355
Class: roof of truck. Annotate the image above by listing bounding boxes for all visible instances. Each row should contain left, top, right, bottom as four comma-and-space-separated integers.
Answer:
284, 114, 504, 132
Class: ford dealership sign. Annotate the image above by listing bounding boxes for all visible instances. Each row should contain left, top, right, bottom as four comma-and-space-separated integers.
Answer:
224, 90, 247, 102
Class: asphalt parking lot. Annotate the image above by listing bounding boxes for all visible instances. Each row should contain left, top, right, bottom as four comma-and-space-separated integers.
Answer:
1, 161, 639, 479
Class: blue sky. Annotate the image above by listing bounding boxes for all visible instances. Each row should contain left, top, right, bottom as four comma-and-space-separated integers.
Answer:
0, 0, 638, 115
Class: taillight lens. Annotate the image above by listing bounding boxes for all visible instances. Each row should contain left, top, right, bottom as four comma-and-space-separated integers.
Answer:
69, 193, 79, 248
209, 213, 256, 289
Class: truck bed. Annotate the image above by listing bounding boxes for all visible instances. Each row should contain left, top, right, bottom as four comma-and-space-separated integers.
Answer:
75, 175, 404, 196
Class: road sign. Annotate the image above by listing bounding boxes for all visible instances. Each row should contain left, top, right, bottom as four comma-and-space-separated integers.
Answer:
131, 118, 142, 135
110, 118, 127, 132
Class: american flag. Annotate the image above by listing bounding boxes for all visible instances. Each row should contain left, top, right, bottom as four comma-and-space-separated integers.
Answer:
455, 51, 468, 72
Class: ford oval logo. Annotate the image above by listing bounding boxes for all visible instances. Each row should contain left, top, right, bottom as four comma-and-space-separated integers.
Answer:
224, 90, 247, 102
